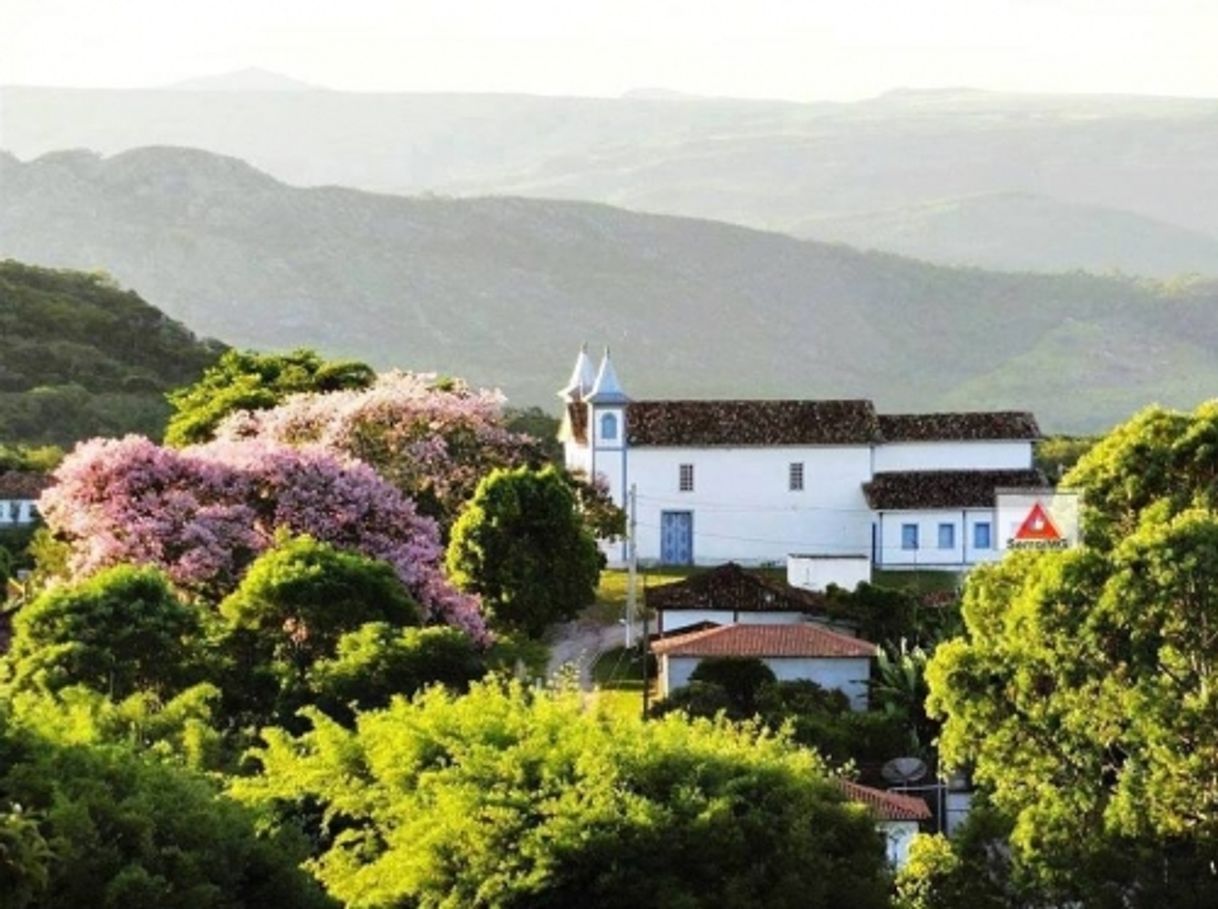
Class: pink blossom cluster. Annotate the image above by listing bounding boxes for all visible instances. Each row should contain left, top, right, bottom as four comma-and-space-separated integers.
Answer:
216, 371, 538, 525
39, 435, 488, 641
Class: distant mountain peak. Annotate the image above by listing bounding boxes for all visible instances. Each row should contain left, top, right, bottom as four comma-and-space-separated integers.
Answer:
165, 67, 320, 92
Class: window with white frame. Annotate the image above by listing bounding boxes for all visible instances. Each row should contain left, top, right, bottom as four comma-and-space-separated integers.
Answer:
789, 462, 804, 491
974, 522, 992, 550
938, 523, 955, 549
901, 523, 919, 550
678, 463, 694, 492
600, 412, 618, 441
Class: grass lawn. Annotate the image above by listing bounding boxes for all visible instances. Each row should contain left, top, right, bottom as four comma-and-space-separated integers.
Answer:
589, 645, 657, 719
872, 569, 962, 594
588, 566, 700, 625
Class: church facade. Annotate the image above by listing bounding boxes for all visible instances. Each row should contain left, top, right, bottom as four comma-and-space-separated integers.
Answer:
558, 347, 1045, 571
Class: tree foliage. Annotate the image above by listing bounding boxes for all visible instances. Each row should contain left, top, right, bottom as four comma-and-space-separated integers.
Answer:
38, 435, 485, 639
214, 370, 538, 529
0, 705, 331, 909
234, 680, 891, 909
164, 349, 374, 447
446, 465, 602, 637
2, 566, 206, 700
926, 400, 1218, 903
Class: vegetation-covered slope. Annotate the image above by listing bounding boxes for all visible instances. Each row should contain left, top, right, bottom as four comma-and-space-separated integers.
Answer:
4, 85, 1218, 274
3, 148, 1218, 432
0, 259, 225, 445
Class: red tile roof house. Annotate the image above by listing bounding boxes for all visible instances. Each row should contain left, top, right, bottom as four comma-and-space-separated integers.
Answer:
836, 779, 932, 869
650, 622, 878, 710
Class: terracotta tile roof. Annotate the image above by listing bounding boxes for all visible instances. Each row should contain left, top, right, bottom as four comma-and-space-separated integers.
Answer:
651, 622, 876, 659
626, 399, 880, 447
863, 469, 1048, 510
879, 411, 1040, 442
835, 779, 933, 822
0, 471, 50, 500
647, 562, 828, 614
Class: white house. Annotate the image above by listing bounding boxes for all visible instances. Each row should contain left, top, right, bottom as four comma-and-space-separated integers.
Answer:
558, 347, 1045, 572
0, 472, 48, 527
650, 622, 876, 710
835, 779, 932, 869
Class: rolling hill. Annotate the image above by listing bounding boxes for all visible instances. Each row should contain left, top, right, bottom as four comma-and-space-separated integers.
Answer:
2, 146, 1217, 433
3, 83, 1218, 274
0, 258, 225, 445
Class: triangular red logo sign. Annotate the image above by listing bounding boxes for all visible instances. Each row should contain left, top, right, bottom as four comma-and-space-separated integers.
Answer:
1014, 502, 1061, 541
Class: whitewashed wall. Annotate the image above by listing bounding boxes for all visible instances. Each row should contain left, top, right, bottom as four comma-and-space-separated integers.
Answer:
656, 609, 806, 633
875, 507, 999, 570
879, 821, 921, 869
787, 554, 871, 591
873, 440, 1033, 472
662, 654, 871, 709
615, 445, 874, 567
0, 500, 38, 525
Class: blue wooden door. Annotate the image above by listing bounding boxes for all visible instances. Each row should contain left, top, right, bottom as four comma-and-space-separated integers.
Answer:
661, 511, 694, 565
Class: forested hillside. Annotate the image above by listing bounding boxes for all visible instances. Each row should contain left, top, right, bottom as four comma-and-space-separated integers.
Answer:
3, 148, 1218, 431
0, 260, 225, 445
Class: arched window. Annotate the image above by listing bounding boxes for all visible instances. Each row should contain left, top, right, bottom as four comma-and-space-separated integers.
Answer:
601, 412, 618, 441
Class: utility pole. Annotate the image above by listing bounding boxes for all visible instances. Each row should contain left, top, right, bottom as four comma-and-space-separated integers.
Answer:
625, 483, 638, 647
641, 575, 651, 721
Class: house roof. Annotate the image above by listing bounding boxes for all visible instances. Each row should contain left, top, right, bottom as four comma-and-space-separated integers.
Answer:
650, 622, 876, 659
0, 471, 51, 500
835, 779, 933, 822
878, 411, 1040, 442
626, 399, 880, 447
647, 562, 828, 614
863, 469, 1048, 511
585, 349, 630, 405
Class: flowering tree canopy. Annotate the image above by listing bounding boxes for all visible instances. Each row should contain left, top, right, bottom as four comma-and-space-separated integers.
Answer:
38, 435, 486, 640
215, 371, 540, 529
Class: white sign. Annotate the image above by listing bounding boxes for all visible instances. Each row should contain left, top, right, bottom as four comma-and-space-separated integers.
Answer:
996, 488, 1082, 551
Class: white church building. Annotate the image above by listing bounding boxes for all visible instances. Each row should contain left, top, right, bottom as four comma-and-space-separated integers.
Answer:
558, 347, 1045, 572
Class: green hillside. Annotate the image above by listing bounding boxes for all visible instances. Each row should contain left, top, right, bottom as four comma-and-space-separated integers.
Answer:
3, 148, 1218, 433
0, 259, 226, 445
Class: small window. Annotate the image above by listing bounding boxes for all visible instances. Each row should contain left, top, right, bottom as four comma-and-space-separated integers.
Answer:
901, 523, 919, 550
938, 523, 955, 549
678, 463, 694, 492
600, 412, 618, 441
974, 522, 992, 550
789, 462, 804, 491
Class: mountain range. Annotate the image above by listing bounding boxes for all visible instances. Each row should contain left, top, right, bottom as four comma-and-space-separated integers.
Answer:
3, 81, 1218, 276
2, 145, 1216, 433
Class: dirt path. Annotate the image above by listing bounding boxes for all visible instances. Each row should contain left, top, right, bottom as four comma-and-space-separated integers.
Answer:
545, 618, 641, 689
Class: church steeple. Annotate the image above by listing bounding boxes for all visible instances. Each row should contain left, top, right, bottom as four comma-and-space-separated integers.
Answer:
558, 343, 598, 402
586, 347, 630, 404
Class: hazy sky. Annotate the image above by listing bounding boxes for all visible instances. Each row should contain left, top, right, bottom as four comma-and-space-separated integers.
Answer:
3, 0, 1216, 101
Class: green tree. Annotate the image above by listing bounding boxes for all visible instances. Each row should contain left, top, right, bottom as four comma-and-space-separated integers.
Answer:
217, 536, 421, 728
163, 348, 374, 446
307, 623, 485, 721
447, 465, 601, 637
926, 400, 1218, 905
0, 706, 331, 909
234, 680, 891, 909
689, 656, 776, 714
2, 566, 206, 700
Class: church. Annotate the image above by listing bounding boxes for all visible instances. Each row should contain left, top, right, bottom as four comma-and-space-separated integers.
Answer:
557, 346, 1045, 574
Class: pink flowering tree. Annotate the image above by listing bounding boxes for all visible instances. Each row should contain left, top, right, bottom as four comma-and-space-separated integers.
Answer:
215, 372, 541, 530
38, 435, 487, 641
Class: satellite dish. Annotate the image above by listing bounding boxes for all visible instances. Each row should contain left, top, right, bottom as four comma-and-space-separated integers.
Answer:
881, 756, 928, 785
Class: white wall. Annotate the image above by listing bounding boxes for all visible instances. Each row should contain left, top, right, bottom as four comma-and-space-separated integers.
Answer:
876, 508, 998, 570
657, 609, 806, 633
873, 440, 1032, 472
879, 821, 921, 869
621, 445, 874, 567
0, 499, 37, 525
661, 654, 871, 710
787, 555, 871, 592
